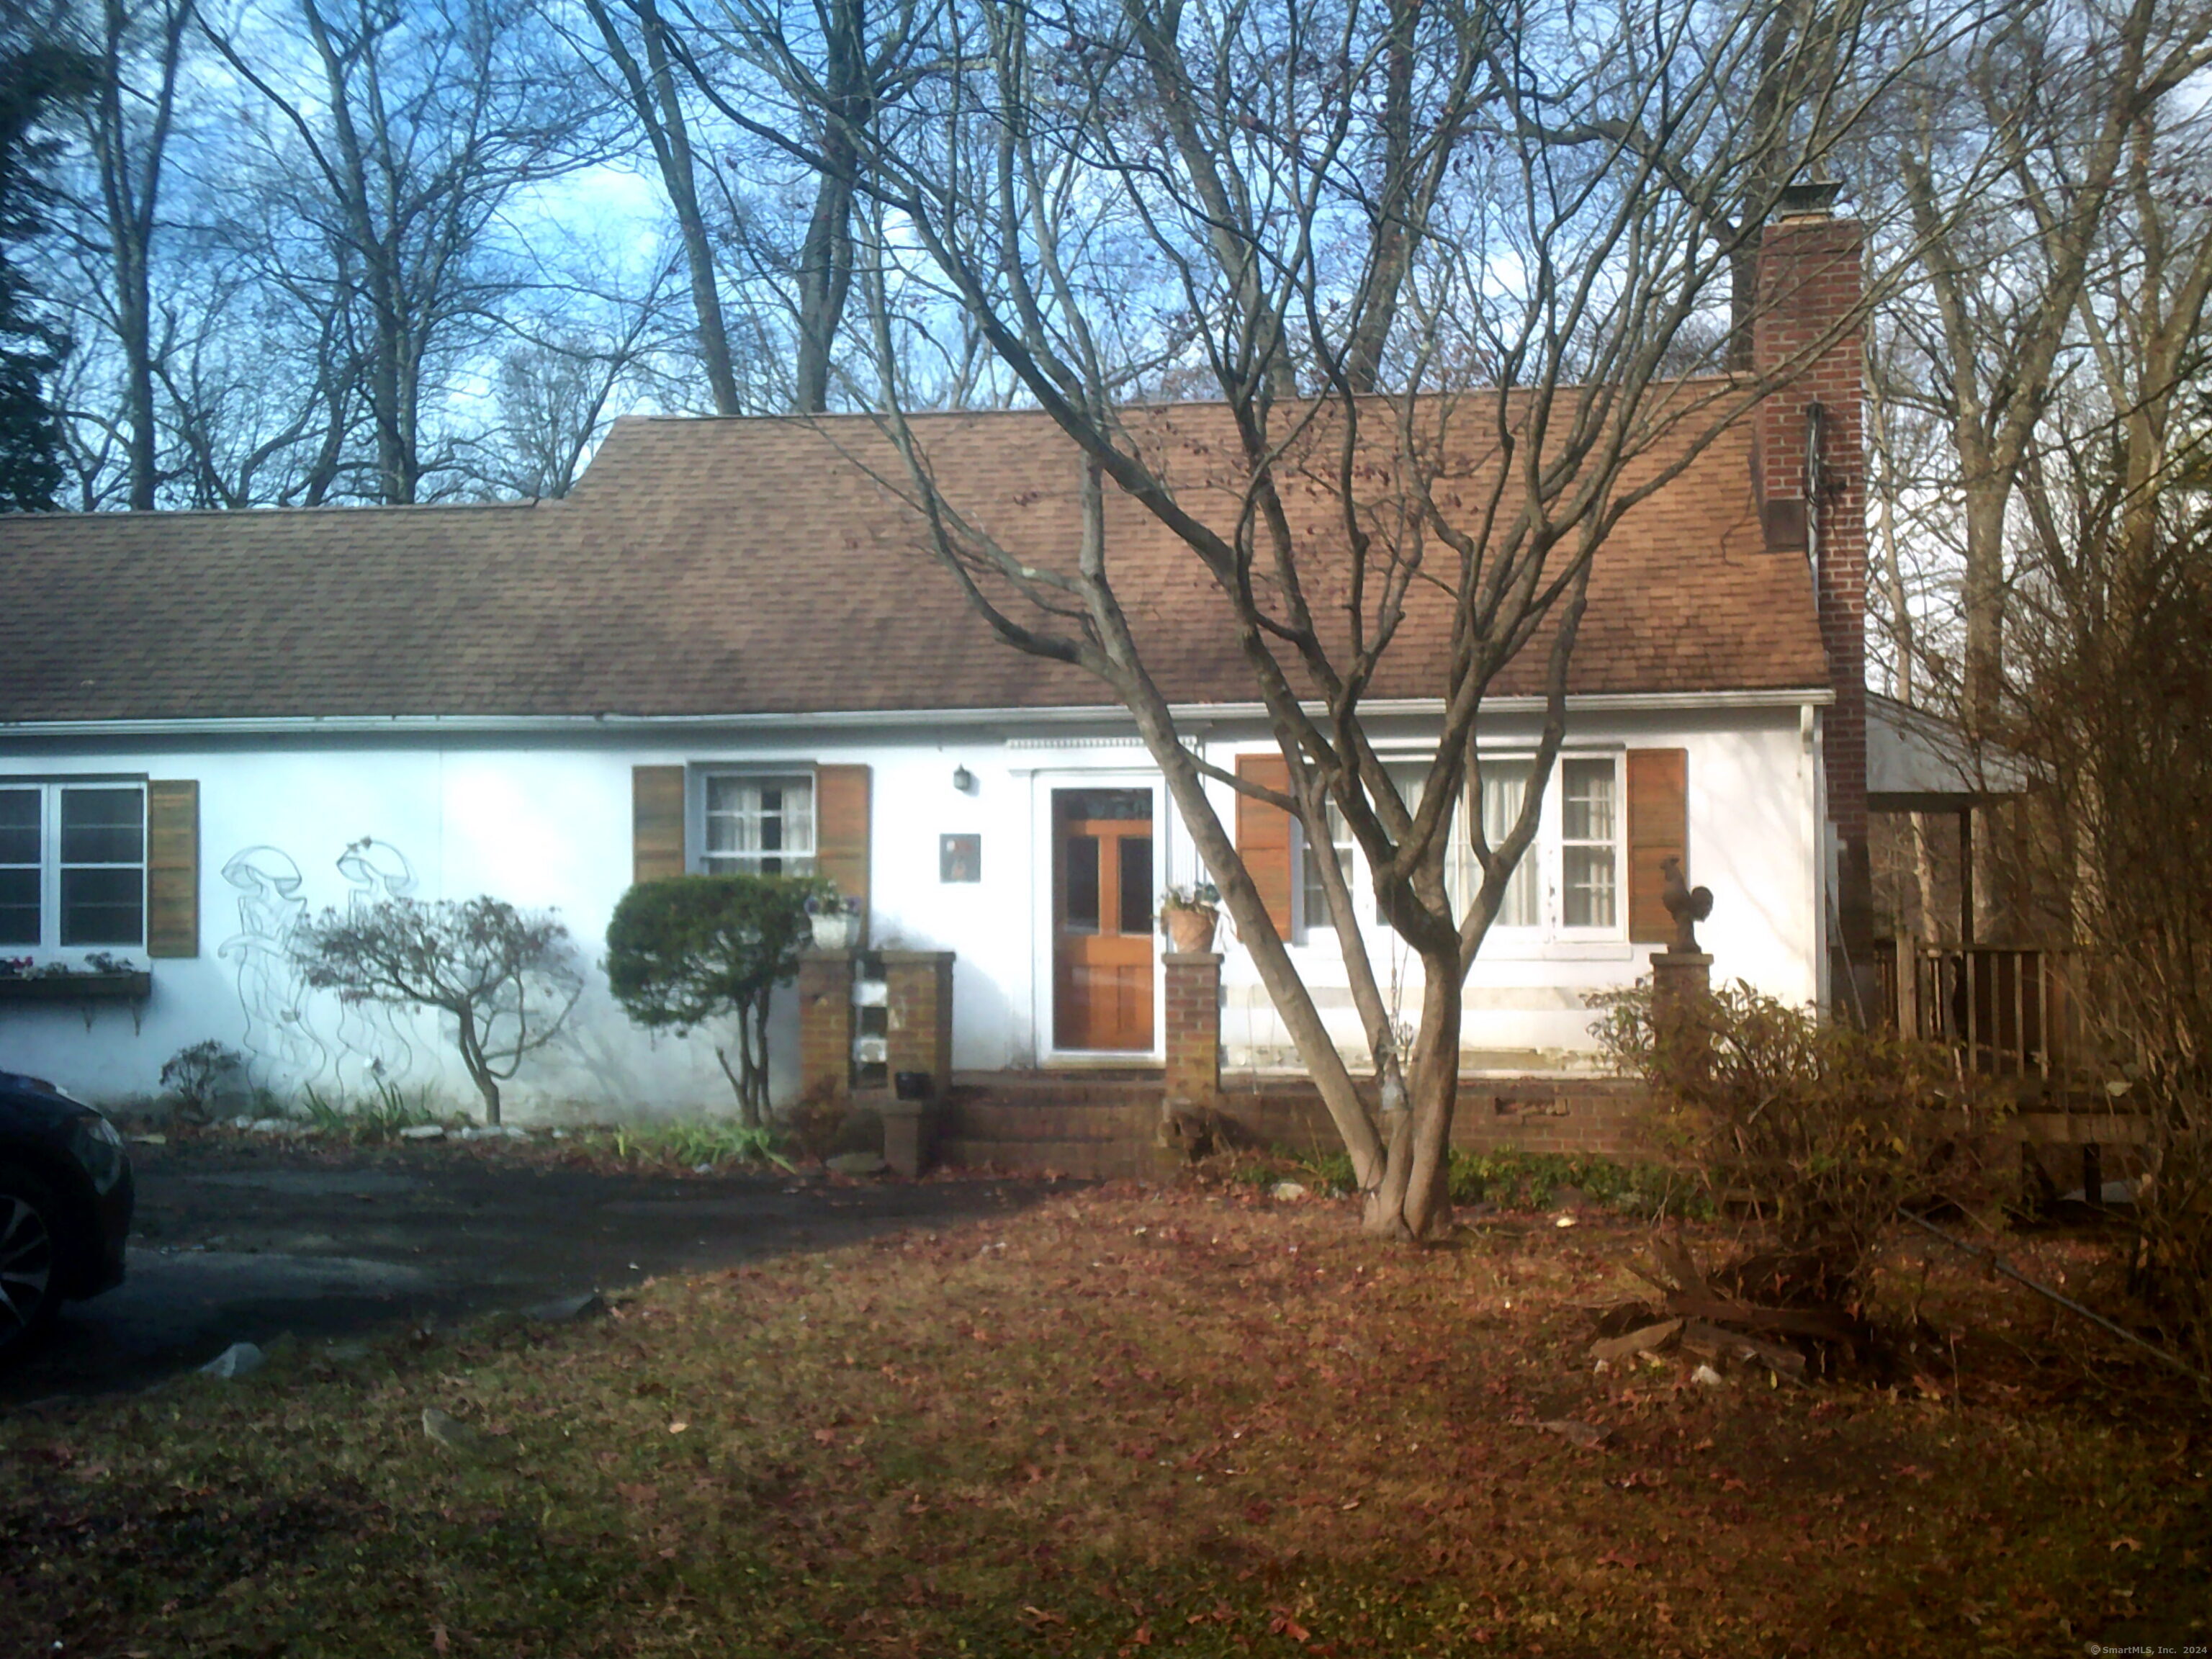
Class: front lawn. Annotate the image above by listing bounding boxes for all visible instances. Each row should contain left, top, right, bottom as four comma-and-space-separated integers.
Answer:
4, 1184, 2205, 1656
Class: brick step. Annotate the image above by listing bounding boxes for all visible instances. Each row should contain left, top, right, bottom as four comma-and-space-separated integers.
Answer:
938, 1137, 1162, 1181
943, 1102, 1158, 1141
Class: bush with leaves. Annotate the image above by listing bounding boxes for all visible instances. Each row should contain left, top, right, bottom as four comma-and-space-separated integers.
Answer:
159, 1040, 245, 1125
1593, 981, 2010, 1303
603, 875, 824, 1128
293, 896, 583, 1125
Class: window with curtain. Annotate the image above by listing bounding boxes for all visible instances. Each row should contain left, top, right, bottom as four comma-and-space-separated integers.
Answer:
700, 774, 816, 877
1560, 757, 1619, 928
1474, 760, 1541, 927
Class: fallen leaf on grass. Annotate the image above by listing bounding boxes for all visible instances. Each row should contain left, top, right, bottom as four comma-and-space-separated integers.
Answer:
1269, 1610, 1312, 1642
1534, 1419, 1610, 1450
1021, 1606, 1067, 1627
2110, 1536, 2143, 1552
433, 1624, 449, 1655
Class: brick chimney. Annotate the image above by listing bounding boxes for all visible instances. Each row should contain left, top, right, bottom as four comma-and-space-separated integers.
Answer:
1751, 186, 1874, 1011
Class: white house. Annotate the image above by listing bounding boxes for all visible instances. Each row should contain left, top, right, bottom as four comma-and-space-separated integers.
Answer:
0, 207, 1880, 1122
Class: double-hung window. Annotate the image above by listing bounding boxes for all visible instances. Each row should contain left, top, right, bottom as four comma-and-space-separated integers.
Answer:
698, 773, 816, 877
1558, 757, 1620, 930
0, 781, 148, 952
1288, 754, 1625, 943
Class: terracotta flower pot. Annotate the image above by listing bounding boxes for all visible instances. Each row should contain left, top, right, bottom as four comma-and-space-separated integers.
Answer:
1163, 904, 1219, 953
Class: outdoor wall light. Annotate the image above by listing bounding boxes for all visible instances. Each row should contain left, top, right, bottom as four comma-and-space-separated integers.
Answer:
952, 765, 976, 793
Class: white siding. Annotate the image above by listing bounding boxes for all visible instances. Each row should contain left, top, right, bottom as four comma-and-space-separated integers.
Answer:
0, 702, 1820, 1117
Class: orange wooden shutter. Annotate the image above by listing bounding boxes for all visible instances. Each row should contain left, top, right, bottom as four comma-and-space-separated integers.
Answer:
146, 780, 199, 958
1626, 748, 1688, 944
1235, 752, 1295, 938
815, 763, 871, 929
631, 765, 686, 884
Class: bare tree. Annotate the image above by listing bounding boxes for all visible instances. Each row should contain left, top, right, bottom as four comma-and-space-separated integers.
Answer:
73, 0, 190, 509
469, 268, 675, 498
751, 0, 1903, 1238
1879, 0, 2212, 735
200, 0, 595, 502
576, 0, 744, 413
623, 0, 932, 414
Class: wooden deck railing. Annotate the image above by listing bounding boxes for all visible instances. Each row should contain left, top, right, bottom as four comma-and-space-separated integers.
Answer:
1879, 940, 2090, 1080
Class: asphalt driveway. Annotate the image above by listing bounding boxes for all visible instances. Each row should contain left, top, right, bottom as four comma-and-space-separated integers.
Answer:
2, 1134, 1057, 1406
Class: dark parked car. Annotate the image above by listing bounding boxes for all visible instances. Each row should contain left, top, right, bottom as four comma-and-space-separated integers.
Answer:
0, 1072, 133, 1359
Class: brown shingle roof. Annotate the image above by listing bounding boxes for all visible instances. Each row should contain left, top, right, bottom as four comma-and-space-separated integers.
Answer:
0, 404, 1825, 724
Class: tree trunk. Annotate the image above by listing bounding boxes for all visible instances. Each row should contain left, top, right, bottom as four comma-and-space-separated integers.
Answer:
1362, 948, 1460, 1238
455, 1010, 502, 1124
589, 0, 743, 415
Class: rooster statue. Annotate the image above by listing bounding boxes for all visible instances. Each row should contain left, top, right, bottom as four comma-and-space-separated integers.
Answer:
1660, 855, 1714, 953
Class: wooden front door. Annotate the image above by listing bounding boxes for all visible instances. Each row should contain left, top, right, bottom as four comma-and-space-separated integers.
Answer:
1052, 788, 1155, 1052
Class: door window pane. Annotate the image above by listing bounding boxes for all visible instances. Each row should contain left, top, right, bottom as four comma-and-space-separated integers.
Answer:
1560, 759, 1618, 929
1063, 835, 1100, 933
1118, 836, 1153, 935
1057, 788, 1150, 822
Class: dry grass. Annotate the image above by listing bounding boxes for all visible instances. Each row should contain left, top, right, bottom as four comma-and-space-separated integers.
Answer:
2, 1184, 2206, 1656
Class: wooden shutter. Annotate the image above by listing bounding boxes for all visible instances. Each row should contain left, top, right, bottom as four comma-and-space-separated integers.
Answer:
1626, 748, 1688, 944
815, 764, 871, 928
631, 765, 686, 884
1234, 752, 1295, 938
145, 780, 199, 958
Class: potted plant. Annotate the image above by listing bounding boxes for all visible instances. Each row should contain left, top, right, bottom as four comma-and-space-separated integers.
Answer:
1158, 882, 1221, 953
805, 890, 863, 951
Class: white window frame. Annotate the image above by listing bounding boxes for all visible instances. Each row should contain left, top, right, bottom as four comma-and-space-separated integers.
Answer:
0, 779, 148, 957
1555, 754, 1626, 938
690, 768, 818, 878
1282, 751, 1627, 951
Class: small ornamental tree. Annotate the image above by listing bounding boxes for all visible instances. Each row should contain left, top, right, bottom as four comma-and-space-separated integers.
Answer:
294, 894, 585, 1125
603, 875, 823, 1128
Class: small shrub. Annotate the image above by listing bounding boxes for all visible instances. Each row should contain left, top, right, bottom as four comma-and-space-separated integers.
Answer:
604, 875, 826, 1128
779, 1089, 850, 1164
292, 882, 583, 1126
160, 1040, 245, 1125
1593, 980, 2010, 1298
1275, 1146, 1707, 1218
297, 1079, 441, 1142
582, 1119, 791, 1172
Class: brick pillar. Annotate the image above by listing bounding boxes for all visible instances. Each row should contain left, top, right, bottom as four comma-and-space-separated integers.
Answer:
796, 949, 856, 1105
1652, 949, 1713, 1025
1754, 202, 1872, 1013
881, 950, 955, 1099
1652, 948, 1715, 1083
1163, 951, 1223, 1107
